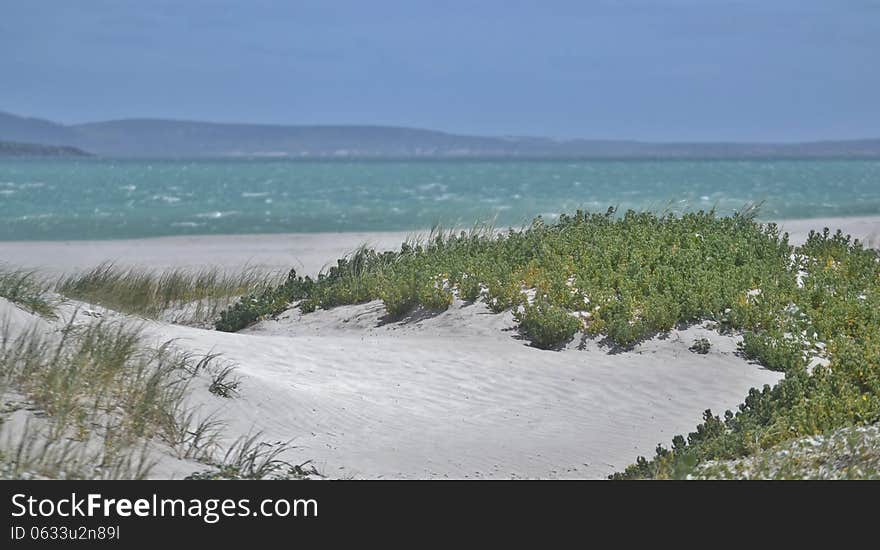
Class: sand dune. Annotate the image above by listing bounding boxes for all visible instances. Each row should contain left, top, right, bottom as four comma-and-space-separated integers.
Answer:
137, 299, 782, 479
1, 291, 782, 479
2, 214, 876, 478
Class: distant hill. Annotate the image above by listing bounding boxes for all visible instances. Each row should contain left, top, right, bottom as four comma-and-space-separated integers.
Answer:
2, 110, 880, 159
0, 139, 90, 157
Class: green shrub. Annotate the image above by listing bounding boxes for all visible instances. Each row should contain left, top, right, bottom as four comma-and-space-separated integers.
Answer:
457, 273, 483, 302
218, 208, 798, 347
740, 331, 806, 372
690, 338, 711, 354
614, 226, 880, 478
216, 269, 313, 331
514, 299, 580, 349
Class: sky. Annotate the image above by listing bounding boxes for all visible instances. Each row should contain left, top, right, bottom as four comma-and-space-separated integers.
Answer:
1, 0, 879, 141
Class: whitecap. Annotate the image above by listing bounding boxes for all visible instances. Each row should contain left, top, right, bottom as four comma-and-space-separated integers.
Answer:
152, 195, 181, 203
195, 211, 239, 219
418, 182, 447, 192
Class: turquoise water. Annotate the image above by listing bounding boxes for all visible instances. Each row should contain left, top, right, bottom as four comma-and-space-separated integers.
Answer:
1, 158, 880, 241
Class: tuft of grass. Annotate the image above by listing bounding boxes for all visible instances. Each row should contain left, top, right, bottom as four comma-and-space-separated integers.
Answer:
56, 263, 279, 325
162, 405, 225, 462
1, 318, 185, 445
0, 266, 55, 317
184, 433, 320, 480
0, 313, 235, 479
208, 364, 241, 398
0, 419, 155, 480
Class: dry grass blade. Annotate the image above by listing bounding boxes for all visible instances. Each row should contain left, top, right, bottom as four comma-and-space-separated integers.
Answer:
56, 263, 281, 325
0, 312, 237, 479
0, 266, 55, 317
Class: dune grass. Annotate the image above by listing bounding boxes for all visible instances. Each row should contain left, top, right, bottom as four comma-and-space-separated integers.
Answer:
56, 263, 280, 325
0, 309, 314, 479
0, 419, 156, 480
185, 433, 320, 480
0, 316, 192, 478
2, 319, 184, 444
0, 266, 55, 317
217, 207, 880, 479
0, 313, 237, 478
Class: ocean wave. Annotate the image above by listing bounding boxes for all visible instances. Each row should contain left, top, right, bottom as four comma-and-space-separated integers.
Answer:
14, 213, 54, 221
152, 194, 181, 203
195, 211, 239, 219
418, 182, 448, 192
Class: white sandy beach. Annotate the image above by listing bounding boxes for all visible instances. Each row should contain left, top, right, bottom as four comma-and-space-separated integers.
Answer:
3, 215, 879, 276
1, 215, 878, 479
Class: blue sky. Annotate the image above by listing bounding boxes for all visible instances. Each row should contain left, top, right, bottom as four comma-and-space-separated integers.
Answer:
2, 0, 878, 141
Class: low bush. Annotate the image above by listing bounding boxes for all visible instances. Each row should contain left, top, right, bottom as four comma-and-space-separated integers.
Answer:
514, 299, 580, 350
217, 208, 794, 351
613, 228, 880, 478
215, 269, 313, 331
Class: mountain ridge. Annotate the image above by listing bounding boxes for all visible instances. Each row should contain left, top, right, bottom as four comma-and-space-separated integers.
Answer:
2, 110, 879, 159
